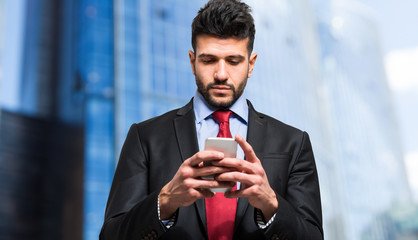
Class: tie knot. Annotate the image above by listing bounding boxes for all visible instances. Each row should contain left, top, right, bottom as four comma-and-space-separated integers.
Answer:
212, 110, 233, 124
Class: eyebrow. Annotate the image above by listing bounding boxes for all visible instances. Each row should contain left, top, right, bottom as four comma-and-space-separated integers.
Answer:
197, 54, 246, 60
197, 54, 217, 59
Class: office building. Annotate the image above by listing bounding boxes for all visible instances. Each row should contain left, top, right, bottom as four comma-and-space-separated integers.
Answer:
0, 0, 84, 239
316, 1, 412, 239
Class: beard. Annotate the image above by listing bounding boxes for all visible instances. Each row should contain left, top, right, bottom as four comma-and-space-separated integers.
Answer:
196, 77, 247, 109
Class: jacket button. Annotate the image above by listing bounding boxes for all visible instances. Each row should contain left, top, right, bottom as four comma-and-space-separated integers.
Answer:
151, 230, 157, 239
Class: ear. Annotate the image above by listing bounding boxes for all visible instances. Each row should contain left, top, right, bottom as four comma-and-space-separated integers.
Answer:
247, 52, 258, 78
189, 50, 196, 75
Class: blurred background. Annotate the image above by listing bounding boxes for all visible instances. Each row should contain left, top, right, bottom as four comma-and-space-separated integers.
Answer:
0, 0, 417, 239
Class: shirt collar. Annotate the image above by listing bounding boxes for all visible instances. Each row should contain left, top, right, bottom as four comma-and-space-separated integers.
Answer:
193, 91, 248, 124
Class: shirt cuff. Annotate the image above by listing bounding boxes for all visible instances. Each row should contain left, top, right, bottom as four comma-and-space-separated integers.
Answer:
157, 195, 177, 229
256, 208, 276, 229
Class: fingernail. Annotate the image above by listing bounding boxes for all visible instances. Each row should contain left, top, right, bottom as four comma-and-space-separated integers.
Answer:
218, 152, 224, 158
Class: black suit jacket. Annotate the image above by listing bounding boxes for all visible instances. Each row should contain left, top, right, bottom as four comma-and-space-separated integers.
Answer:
100, 99, 323, 240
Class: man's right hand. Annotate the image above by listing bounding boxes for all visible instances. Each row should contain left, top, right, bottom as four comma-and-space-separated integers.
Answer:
158, 151, 236, 220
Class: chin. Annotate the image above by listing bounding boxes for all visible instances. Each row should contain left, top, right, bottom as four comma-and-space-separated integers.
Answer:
208, 96, 235, 109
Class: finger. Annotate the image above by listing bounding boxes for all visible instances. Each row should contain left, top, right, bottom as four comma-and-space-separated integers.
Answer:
187, 150, 224, 166
211, 157, 254, 173
184, 177, 236, 190
197, 188, 215, 199
224, 186, 259, 199
235, 134, 259, 163
193, 165, 236, 178
224, 187, 256, 199
199, 180, 236, 191
216, 171, 261, 187
224, 188, 243, 198
183, 188, 214, 202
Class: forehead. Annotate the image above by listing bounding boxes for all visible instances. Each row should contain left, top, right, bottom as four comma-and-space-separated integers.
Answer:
195, 35, 249, 56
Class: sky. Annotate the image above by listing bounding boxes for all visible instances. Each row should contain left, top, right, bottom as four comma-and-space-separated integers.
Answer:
354, 0, 418, 201
356, 0, 418, 52
0, 0, 25, 110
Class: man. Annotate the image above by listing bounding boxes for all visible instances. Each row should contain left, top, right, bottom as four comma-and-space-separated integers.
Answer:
100, 0, 323, 239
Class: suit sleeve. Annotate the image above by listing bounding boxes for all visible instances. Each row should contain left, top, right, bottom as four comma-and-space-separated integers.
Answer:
264, 132, 323, 240
99, 124, 168, 240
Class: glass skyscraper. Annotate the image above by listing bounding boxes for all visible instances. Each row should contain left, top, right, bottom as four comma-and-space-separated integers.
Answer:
78, 0, 115, 239
246, 1, 345, 239
113, 0, 203, 150
316, 1, 411, 239
0, 0, 84, 239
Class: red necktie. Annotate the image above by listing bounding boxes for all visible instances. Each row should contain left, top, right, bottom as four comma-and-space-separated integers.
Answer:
206, 110, 237, 240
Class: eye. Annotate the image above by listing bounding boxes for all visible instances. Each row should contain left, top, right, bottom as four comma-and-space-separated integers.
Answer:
201, 58, 215, 64
228, 60, 240, 65
226, 57, 244, 65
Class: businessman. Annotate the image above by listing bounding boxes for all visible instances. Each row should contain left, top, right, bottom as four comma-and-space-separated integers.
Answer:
100, 0, 323, 239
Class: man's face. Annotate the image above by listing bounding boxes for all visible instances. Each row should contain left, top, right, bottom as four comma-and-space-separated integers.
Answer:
189, 35, 257, 108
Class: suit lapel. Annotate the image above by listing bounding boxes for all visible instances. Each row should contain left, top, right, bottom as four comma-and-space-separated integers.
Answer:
246, 100, 267, 162
234, 100, 267, 232
173, 99, 207, 232
173, 99, 199, 162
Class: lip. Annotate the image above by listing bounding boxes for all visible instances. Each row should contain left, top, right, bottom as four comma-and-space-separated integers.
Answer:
211, 85, 231, 90
210, 86, 232, 94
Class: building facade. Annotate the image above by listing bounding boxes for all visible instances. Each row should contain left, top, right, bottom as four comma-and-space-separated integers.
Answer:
0, 0, 84, 239
316, 1, 412, 239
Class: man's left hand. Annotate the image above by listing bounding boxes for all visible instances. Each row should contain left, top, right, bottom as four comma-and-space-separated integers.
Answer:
212, 134, 278, 221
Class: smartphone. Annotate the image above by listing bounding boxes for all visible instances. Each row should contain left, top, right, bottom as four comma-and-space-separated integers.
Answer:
205, 137, 237, 157
203, 137, 237, 192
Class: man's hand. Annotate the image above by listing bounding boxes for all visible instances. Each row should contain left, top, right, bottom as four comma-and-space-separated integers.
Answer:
214, 134, 278, 221
159, 151, 236, 220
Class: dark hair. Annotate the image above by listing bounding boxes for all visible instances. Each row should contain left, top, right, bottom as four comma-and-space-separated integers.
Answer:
191, 0, 255, 54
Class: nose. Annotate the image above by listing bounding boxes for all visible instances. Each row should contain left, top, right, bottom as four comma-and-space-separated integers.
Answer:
214, 60, 228, 81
